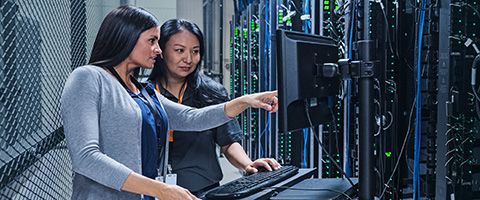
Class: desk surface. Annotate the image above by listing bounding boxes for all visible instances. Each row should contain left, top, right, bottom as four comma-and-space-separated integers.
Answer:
237, 168, 317, 200
270, 178, 358, 200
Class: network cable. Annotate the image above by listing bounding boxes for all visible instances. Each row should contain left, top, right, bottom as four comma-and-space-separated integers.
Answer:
413, 0, 427, 199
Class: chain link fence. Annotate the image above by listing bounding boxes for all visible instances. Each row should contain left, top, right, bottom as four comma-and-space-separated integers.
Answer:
0, 0, 119, 199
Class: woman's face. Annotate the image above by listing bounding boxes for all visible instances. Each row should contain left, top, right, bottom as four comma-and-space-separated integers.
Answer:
128, 26, 161, 69
162, 30, 201, 80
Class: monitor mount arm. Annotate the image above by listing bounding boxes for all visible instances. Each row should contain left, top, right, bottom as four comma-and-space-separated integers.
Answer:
321, 52, 377, 200
321, 58, 375, 79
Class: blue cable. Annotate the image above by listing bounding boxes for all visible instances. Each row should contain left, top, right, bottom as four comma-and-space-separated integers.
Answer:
259, 115, 270, 158
344, 0, 356, 177
303, 0, 311, 33
301, 0, 311, 168
303, 128, 308, 168
345, 79, 351, 177
413, 1, 426, 199
259, 0, 270, 158
348, 0, 356, 59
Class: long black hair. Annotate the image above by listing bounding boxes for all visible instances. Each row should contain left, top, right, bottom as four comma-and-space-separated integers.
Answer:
88, 5, 160, 68
148, 19, 229, 107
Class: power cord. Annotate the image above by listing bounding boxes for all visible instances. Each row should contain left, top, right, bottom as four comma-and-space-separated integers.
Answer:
379, 97, 416, 199
304, 99, 355, 187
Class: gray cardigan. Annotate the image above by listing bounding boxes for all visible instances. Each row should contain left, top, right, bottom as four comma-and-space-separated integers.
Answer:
61, 65, 232, 200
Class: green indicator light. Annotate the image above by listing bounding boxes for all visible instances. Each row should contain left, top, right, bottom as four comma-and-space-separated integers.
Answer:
278, 10, 284, 25
385, 152, 392, 157
286, 18, 292, 26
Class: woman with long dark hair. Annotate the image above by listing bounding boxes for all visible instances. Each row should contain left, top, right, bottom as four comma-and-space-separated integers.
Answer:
148, 19, 281, 197
61, 6, 278, 200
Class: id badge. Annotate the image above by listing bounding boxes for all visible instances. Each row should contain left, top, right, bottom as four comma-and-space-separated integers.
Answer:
165, 173, 177, 185
156, 174, 177, 185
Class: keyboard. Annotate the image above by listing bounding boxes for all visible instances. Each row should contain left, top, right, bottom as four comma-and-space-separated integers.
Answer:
205, 165, 299, 199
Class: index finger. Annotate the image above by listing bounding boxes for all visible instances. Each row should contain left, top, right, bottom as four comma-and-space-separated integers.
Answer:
270, 90, 278, 96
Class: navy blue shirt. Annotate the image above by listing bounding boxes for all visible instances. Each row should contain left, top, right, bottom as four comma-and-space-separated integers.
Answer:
128, 86, 169, 179
129, 85, 169, 200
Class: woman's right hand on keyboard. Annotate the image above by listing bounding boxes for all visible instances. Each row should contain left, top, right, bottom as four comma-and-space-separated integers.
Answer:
245, 158, 282, 174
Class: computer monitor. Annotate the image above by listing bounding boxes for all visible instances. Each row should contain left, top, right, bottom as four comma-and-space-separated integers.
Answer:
276, 29, 340, 132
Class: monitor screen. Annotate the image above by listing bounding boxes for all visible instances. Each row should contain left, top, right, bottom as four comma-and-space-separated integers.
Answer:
276, 30, 340, 132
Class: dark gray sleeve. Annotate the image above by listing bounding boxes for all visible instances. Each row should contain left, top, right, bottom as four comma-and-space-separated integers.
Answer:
215, 119, 243, 146
61, 67, 132, 191
155, 92, 232, 131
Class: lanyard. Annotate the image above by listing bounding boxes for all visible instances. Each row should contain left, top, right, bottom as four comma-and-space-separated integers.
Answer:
155, 81, 188, 104
155, 81, 187, 142
106, 67, 169, 179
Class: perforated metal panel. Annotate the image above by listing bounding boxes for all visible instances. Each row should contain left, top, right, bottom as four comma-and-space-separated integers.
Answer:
0, 0, 91, 199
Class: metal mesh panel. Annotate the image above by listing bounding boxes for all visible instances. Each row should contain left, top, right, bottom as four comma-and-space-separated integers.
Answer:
0, 0, 91, 199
